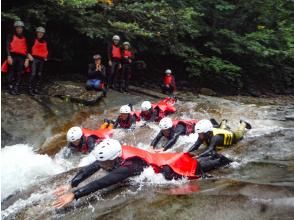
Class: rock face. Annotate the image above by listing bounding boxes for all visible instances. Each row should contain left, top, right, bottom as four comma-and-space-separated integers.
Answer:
46, 81, 104, 105
199, 88, 217, 96
1, 92, 51, 147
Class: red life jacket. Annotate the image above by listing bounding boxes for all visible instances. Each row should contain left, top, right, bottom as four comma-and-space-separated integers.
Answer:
31, 39, 48, 59
172, 120, 198, 135
153, 97, 177, 120
122, 50, 132, 58
10, 35, 27, 55
118, 112, 140, 129
121, 145, 200, 179
79, 128, 113, 153
164, 75, 173, 85
1, 60, 31, 74
112, 44, 122, 59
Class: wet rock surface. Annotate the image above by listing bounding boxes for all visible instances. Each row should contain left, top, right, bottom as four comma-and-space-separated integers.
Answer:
46, 81, 104, 105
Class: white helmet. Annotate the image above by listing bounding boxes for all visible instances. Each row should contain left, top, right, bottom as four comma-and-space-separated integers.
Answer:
120, 105, 131, 114
194, 119, 213, 133
92, 139, 122, 161
159, 117, 173, 130
165, 69, 172, 74
112, 35, 120, 41
67, 126, 83, 142
141, 101, 152, 111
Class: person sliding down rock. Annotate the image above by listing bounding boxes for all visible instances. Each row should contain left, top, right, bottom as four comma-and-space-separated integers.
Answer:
52, 138, 231, 208
188, 119, 252, 157
86, 54, 107, 97
111, 104, 140, 129
66, 126, 112, 155
139, 98, 176, 122
151, 117, 198, 151
161, 69, 176, 95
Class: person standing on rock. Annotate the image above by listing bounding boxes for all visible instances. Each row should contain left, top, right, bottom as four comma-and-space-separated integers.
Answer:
161, 69, 176, 95
5, 20, 29, 95
28, 26, 49, 95
188, 119, 252, 157
86, 54, 107, 97
119, 41, 134, 92
107, 35, 122, 89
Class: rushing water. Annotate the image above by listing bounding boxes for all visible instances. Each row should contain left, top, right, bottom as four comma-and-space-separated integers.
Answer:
1, 90, 294, 220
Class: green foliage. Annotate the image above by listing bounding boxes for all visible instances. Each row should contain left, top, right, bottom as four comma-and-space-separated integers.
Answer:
2, 0, 293, 93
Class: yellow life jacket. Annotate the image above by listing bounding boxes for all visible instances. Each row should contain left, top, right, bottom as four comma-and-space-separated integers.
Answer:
212, 128, 234, 147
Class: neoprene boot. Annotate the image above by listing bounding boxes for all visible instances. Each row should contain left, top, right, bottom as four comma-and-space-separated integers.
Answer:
14, 85, 20, 95
9, 85, 16, 95
240, 120, 252, 129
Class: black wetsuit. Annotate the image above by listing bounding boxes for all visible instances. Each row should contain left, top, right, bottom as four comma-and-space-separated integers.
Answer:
71, 155, 230, 200
6, 33, 28, 92
113, 114, 137, 129
140, 108, 160, 122
188, 134, 236, 157
68, 135, 99, 153
28, 38, 48, 93
107, 43, 121, 88
151, 124, 186, 151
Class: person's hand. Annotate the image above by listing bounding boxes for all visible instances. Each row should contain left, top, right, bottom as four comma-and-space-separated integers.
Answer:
166, 84, 170, 88
28, 54, 34, 61
7, 56, 13, 65
44, 58, 48, 61
53, 184, 72, 196
24, 59, 29, 68
108, 60, 112, 66
128, 59, 132, 63
52, 192, 75, 209
119, 63, 122, 69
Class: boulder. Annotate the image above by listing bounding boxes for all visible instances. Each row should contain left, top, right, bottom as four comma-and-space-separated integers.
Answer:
199, 87, 217, 96
46, 81, 104, 105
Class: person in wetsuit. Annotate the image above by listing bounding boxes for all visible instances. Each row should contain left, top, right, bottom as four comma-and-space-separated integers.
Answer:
161, 69, 176, 95
66, 127, 101, 154
151, 117, 196, 151
188, 119, 252, 157
28, 26, 49, 95
6, 20, 29, 95
139, 101, 160, 122
86, 54, 107, 97
52, 138, 231, 208
113, 105, 137, 129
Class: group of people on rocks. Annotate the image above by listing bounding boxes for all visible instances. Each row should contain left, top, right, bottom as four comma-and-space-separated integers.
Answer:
2, 21, 48, 95
2, 21, 177, 97
52, 97, 251, 208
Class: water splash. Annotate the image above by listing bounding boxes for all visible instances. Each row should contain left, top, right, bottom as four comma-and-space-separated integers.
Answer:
1, 144, 70, 201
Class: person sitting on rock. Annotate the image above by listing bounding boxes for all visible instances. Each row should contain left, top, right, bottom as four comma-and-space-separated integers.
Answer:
52, 138, 231, 208
188, 119, 252, 157
161, 69, 176, 95
86, 54, 107, 97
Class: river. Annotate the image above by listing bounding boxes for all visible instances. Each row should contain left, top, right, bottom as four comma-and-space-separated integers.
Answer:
1, 88, 294, 220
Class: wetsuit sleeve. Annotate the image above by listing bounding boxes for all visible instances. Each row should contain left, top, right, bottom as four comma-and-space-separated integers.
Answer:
198, 135, 223, 158
87, 64, 96, 78
6, 35, 13, 56
188, 137, 203, 152
163, 124, 186, 151
71, 161, 101, 188
150, 108, 159, 121
87, 136, 98, 152
151, 131, 163, 148
113, 117, 120, 128
73, 158, 144, 200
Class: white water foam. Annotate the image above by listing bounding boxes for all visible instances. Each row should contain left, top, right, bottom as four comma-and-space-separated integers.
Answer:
1, 144, 71, 201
